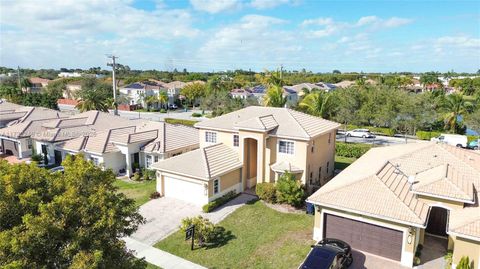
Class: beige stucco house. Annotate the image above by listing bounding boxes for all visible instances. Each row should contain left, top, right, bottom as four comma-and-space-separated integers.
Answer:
152, 106, 340, 206
307, 142, 480, 268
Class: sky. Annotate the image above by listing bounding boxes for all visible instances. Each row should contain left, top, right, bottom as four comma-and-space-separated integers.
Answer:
0, 0, 479, 73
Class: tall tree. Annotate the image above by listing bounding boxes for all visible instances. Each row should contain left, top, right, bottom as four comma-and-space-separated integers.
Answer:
442, 94, 474, 133
180, 82, 207, 109
75, 78, 112, 112
0, 156, 145, 268
299, 91, 335, 119
263, 85, 286, 107
158, 91, 168, 109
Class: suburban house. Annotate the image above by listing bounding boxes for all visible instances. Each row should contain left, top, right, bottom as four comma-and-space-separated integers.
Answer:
64, 81, 82, 99
245, 85, 298, 107
152, 106, 340, 206
307, 142, 480, 268
285, 82, 337, 97
230, 88, 253, 99
23, 77, 51, 93
0, 103, 65, 158
120, 81, 167, 107
58, 121, 198, 176
29, 111, 136, 165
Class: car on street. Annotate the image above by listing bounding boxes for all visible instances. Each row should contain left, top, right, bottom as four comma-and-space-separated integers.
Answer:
467, 139, 479, 150
345, 129, 375, 138
168, 104, 178, 109
299, 238, 353, 269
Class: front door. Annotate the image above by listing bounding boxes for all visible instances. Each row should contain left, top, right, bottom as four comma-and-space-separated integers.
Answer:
131, 152, 140, 173
41, 144, 48, 164
54, 150, 62, 165
426, 207, 448, 237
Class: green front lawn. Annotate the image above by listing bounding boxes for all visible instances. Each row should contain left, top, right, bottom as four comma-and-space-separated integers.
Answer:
146, 263, 161, 269
114, 179, 156, 206
155, 200, 314, 269
334, 155, 357, 170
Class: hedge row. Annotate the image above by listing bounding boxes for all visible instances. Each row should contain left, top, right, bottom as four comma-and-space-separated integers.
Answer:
336, 142, 372, 158
346, 125, 395, 137
202, 191, 239, 213
256, 183, 276, 203
415, 131, 442, 140
164, 118, 198, 127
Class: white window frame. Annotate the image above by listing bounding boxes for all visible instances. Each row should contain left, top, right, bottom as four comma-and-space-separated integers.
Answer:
213, 179, 220, 194
233, 134, 239, 147
90, 156, 100, 166
205, 131, 217, 143
278, 140, 295, 155
146, 155, 153, 168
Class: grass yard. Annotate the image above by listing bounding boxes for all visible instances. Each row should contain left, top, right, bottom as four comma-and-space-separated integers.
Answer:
114, 179, 156, 206
155, 200, 314, 269
334, 155, 357, 170
146, 263, 161, 269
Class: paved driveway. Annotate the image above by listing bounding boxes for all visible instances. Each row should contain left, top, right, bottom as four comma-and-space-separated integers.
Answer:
130, 194, 257, 246
350, 250, 408, 269
130, 197, 202, 245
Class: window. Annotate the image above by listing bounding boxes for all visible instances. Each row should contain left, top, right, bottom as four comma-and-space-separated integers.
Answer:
146, 155, 153, 168
154, 155, 159, 162
279, 140, 294, 154
90, 157, 99, 166
319, 167, 322, 180
205, 131, 217, 143
327, 162, 330, 174
328, 133, 332, 144
27, 139, 32, 149
213, 179, 220, 194
233, 135, 239, 147
309, 172, 313, 185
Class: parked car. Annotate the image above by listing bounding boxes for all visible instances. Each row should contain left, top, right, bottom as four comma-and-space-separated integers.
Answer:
467, 139, 479, 150
50, 166, 65, 173
430, 134, 467, 148
299, 238, 353, 269
345, 129, 375, 138
168, 103, 178, 109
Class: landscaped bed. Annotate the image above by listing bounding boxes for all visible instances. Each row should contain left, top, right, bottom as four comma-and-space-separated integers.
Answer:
114, 179, 156, 206
154, 200, 314, 269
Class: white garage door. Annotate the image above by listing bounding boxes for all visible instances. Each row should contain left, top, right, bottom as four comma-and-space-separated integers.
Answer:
164, 176, 206, 206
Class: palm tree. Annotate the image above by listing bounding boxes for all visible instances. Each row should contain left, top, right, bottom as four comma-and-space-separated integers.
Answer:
158, 91, 168, 109
75, 98, 109, 112
299, 91, 335, 119
443, 93, 474, 133
263, 85, 287, 107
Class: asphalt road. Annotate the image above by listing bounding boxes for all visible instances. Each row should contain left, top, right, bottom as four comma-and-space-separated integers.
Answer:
336, 133, 423, 146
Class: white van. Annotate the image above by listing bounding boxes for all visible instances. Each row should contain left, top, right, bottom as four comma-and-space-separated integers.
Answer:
431, 134, 468, 148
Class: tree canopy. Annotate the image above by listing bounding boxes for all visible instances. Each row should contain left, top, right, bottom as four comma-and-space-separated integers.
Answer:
0, 156, 146, 269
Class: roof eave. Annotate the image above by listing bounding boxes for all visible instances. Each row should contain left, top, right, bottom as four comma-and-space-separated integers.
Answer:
411, 190, 474, 204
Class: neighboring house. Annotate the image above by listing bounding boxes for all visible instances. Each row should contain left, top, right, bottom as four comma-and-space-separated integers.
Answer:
58, 121, 198, 176
119, 81, 167, 107
164, 81, 186, 106
285, 82, 337, 97
24, 77, 51, 93
29, 111, 136, 166
333, 80, 355, 88
64, 81, 82, 99
152, 106, 340, 206
307, 143, 480, 268
0, 104, 65, 158
0, 100, 24, 127
58, 72, 82, 78
247, 85, 298, 107
315, 82, 337, 92
230, 88, 253, 99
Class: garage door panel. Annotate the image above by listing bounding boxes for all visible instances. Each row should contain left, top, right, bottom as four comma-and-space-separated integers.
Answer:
164, 176, 206, 206
324, 214, 403, 261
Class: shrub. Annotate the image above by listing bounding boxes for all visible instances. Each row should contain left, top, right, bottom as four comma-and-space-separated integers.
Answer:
142, 168, 156, 181
202, 191, 238, 213
164, 118, 198, 127
256, 183, 276, 203
336, 142, 371, 158
31, 153, 43, 163
456, 256, 471, 269
160, 109, 166, 113
276, 171, 305, 207
191, 112, 202, 117
180, 216, 218, 247
132, 172, 141, 181
416, 130, 442, 140
444, 251, 453, 268
467, 135, 479, 143
150, 191, 161, 199
413, 257, 421, 266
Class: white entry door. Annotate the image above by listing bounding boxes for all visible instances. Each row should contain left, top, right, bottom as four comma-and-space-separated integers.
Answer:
164, 176, 207, 206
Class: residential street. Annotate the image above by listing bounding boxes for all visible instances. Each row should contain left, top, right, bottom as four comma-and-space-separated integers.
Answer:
336, 133, 425, 146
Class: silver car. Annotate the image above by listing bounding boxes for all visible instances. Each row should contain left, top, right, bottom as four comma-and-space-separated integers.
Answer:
345, 129, 375, 138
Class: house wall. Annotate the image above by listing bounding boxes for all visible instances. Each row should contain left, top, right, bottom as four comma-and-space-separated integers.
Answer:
199, 129, 238, 150
313, 205, 416, 268
208, 168, 242, 201
306, 131, 336, 187
102, 152, 127, 174
35, 141, 55, 164
264, 136, 308, 184
452, 236, 480, 269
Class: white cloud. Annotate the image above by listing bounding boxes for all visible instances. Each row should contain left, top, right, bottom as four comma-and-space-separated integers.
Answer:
383, 17, 413, 28
302, 17, 334, 26
250, 0, 291, 9
189, 0, 241, 13
436, 35, 480, 49
356, 16, 379, 26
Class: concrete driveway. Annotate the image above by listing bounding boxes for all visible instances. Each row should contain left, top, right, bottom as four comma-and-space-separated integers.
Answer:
129, 193, 257, 246
350, 250, 408, 269
129, 197, 202, 245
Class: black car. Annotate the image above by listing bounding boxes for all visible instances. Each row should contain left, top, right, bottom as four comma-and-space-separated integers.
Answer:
299, 238, 353, 269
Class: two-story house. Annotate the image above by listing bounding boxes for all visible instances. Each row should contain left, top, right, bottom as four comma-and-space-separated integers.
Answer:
119, 81, 167, 107
307, 143, 480, 268
151, 106, 340, 206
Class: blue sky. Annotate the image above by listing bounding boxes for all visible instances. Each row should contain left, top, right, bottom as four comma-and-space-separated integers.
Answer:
0, 0, 479, 72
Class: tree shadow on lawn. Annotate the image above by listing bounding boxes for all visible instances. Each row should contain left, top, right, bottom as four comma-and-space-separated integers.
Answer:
200, 226, 236, 250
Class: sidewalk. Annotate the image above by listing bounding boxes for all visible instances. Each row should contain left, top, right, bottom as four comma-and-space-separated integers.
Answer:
124, 237, 207, 269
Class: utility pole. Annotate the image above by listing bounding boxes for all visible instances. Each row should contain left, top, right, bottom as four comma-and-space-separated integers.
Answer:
107, 55, 119, 116
17, 66, 21, 90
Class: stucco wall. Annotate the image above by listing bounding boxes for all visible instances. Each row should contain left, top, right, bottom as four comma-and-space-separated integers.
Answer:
208, 168, 242, 200
306, 131, 336, 186
452, 236, 480, 269
103, 152, 127, 174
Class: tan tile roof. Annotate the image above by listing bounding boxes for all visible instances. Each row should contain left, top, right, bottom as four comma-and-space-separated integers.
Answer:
308, 143, 480, 237
270, 161, 303, 173
195, 106, 340, 140
152, 143, 242, 180
29, 77, 51, 84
